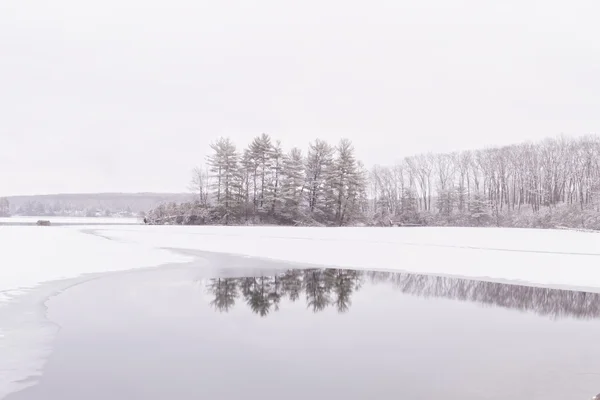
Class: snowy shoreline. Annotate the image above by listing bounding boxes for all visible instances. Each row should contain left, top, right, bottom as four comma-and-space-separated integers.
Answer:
0, 225, 191, 303
84, 225, 600, 292
3, 225, 600, 301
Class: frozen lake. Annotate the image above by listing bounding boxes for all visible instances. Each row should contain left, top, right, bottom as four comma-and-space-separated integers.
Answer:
5, 253, 600, 400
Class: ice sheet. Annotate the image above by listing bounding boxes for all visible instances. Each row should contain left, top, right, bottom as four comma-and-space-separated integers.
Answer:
92, 225, 600, 291
0, 226, 191, 299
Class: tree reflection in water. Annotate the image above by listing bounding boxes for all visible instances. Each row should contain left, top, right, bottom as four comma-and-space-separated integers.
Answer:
205, 268, 600, 320
206, 277, 238, 312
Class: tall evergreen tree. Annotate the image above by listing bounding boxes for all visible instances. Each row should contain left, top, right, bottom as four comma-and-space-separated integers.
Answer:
305, 139, 334, 222
206, 137, 241, 225
239, 149, 254, 221
266, 140, 284, 217
331, 139, 361, 226
249, 133, 274, 213
468, 192, 491, 226
280, 147, 306, 223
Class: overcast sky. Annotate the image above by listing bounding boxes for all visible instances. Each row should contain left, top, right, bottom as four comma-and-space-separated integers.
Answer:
1, 0, 599, 195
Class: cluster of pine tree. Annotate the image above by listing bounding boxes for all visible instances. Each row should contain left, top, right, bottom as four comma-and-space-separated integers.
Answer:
147, 134, 368, 226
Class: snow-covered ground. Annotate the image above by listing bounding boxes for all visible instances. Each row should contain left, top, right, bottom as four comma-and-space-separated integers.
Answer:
0, 226, 190, 300
89, 225, 600, 292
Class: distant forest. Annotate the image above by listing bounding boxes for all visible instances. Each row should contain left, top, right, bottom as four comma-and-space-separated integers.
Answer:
147, 134, 600, 230
0, 193, 192, 218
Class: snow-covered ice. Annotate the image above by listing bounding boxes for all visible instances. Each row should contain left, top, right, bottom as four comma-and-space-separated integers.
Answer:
4, 224, 600, 297
92, 225, 600, 292
0, 226, 190, 298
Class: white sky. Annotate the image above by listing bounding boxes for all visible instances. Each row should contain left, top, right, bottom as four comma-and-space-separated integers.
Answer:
1, 0, 599, 196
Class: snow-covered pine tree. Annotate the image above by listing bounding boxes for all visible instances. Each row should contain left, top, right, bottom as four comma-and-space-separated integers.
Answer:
305, 139, 334, 223
266, 140, 284, 218
349, 161, 369, 224
399, 186, 419, 224
330, 139, 360, 226
437, 186, 458, 224
280, 147, 306, 223
239, 149, 255, 222
206, 137, 241, 225
248, 133, 274, 213
468, 192, 491, 226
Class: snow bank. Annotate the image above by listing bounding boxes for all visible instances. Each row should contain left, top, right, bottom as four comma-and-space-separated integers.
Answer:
94, 225, 600, 291
0, 226, 190, 297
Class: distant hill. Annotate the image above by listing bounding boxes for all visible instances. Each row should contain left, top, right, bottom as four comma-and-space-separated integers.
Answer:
5, 192, 194, 217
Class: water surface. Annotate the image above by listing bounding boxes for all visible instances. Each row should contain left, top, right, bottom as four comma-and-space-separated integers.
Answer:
7, 259, 600, 400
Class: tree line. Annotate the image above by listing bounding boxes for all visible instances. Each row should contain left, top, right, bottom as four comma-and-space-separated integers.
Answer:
148, 134, 600, 229
2, 200, 138, 218
206, 268, 600, 319
369, 135, 600, 228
